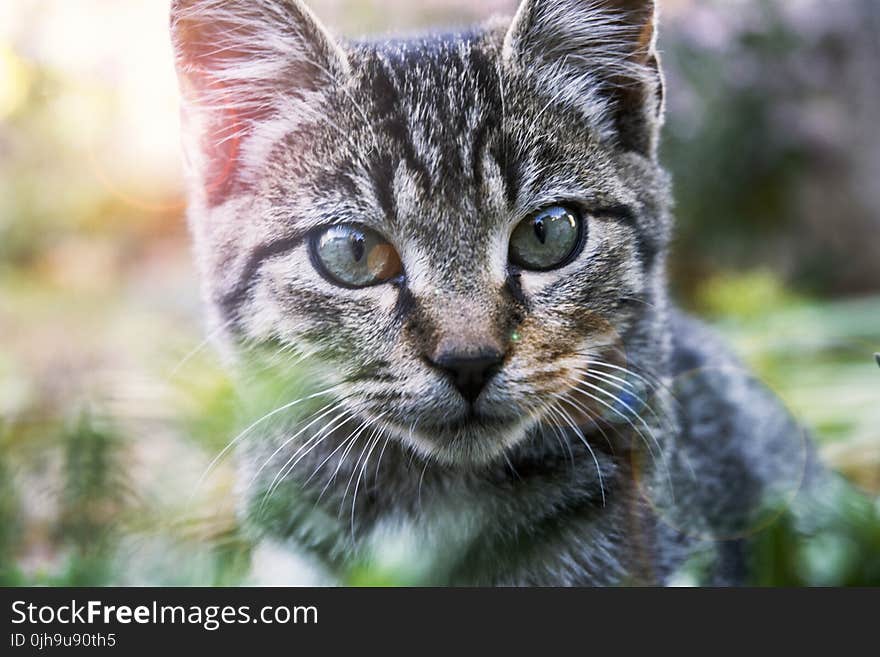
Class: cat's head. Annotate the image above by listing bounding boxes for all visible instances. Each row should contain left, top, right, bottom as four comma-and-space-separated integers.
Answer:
171, 0, 672, 466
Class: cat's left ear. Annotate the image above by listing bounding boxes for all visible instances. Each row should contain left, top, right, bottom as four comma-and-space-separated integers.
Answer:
170, 0, 349, 203
503, 0, 664, 158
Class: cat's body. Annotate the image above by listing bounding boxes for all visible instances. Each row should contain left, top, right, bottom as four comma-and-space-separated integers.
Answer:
171, 0, 818, 585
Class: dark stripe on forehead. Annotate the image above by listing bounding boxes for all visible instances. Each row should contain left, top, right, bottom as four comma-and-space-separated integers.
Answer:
465, 45, 503, 206
470, 117, 492, 203
491, 136, 521, 211
369, 153, 397, 225
432, 43, 474, 179
360, 52, 432, 199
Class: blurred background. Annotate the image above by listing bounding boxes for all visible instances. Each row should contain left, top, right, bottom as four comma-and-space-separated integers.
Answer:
1, 0, 878, 586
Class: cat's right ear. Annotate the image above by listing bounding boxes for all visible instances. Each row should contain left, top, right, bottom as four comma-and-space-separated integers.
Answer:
503, 0, 664, 158
170, 0, 348, 204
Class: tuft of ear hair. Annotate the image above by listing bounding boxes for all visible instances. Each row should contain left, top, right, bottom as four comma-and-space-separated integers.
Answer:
503, 0, 664, 158
169, 0, 348, 204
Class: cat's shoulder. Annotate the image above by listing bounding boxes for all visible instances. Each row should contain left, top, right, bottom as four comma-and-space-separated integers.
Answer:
668, 309, 739, 375
667, 308, 818, 523
668, 308, 790, 441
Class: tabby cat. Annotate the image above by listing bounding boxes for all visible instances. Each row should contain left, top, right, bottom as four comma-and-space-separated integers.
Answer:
171, 0, 819, 585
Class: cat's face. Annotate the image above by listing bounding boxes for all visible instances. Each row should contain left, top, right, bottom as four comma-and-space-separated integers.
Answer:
172, 0, 671, 466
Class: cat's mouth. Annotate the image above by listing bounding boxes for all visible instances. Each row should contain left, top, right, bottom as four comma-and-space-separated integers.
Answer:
381, 403, 533, 466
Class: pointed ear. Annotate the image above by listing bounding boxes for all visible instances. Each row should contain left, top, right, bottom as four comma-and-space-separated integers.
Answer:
503, 0, 664, 158
170, 0, 349, 204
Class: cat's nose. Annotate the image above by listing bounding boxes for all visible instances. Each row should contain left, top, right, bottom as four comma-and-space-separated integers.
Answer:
428, 348, 504, 404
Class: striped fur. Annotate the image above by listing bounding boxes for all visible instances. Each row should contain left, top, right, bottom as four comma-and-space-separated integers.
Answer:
172, 0, 817, 585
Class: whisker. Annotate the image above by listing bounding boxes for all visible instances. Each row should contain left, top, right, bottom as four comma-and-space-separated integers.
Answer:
189, 383, 342, 500
168, 318, 234, 379
574, 366, 678, 438
589, 356, 684, 413
270, 408, 358, 494
544, 401, 606, 506
417, 457, 430, 513
571, 380, 660, 462
249, 399, 345, 489
577, 366, 638, 391
263, 406, 355, 503
373, 431, 392, 483
535, 397, 576, 473
350, 432, 382, 543
586, 358, 697, 486
305, 414, 376, 488
619, 295, 658, 310
587, 359, 660, 391
339, 423, 383, 515
503, 452, 523, 481
571, 380, 676, 503
555, 390, 617, 455
316, 421, 373, 504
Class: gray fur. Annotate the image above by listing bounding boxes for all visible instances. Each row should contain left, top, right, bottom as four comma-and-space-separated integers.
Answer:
171, 0, 817, 585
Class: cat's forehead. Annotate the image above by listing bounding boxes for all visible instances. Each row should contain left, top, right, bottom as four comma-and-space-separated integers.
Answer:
303, 35, 507, 255
338, 36, 596, 218
349, 34, 506, 201
352, 31, 499, 104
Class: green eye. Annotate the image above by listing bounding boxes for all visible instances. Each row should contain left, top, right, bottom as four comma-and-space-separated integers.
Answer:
312, 224, 403, 288
509, 205, 584, 271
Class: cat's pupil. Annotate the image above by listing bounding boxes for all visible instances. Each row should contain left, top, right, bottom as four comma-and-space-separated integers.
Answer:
350, 234, 365, 262
533, 218, 547, 244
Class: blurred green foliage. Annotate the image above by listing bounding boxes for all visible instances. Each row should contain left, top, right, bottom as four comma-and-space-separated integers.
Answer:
749, 480, 880, 586
662, 0, 880, 297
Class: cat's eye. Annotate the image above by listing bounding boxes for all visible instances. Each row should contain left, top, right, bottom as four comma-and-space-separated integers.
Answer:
311, 224, 403, 288
509, 205, 584, 271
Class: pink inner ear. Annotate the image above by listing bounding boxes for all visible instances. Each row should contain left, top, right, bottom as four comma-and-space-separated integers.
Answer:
205, 106, 242, 205
182, 69, 246, 205
202, 103, 243, 205
174, 12, 263, 205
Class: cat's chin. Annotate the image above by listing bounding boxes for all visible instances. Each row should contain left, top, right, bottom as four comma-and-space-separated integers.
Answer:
391, 413, 534, 468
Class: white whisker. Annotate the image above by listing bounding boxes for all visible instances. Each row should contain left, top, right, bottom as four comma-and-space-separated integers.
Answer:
350, 432, 382, 543
571, 379, 676, 503
417, 457, 430, 513
188, 383, 342, 502
263, 406, 354, 503
555, 390, 617, 454
574, 366, 677, 437
305, 413, 376, 487
318, 423, 367, 503
168, 318, 233, 379
572, 379, 661, 461
545, 401, 606, 506
373, 426, 392, 483
536, 397, 576, 472
249, 399, 344, 488
339, 422, 383, 516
